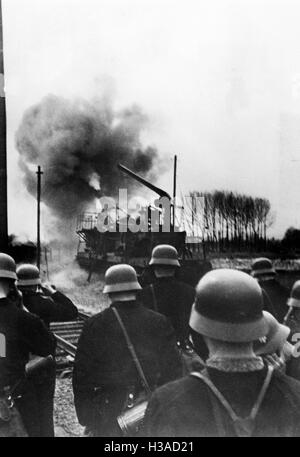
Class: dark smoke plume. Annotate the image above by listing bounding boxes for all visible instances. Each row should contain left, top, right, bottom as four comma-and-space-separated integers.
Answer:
15, 94, 160, 219
8, 234, 37, 264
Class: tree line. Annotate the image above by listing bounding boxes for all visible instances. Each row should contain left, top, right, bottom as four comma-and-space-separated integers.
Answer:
186, 190, 274, 252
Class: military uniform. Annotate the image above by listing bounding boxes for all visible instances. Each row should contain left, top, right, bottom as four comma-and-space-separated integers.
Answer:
251, 258, 289, 322
22, 290, 78, 328
283, 280, 300, 340
140, 245, 195, 347
286, 353, 300, 381
284, 308, 300, 384
0, 297, 56, 436
145, 269, 300, 437
16, 264, 78, 436
281, 282, 300, 381
73, 300, 182, 437
144, 364, 300, 437
140, 278, 195, 346
259, 279, 289, 323
21, 288, 77, 436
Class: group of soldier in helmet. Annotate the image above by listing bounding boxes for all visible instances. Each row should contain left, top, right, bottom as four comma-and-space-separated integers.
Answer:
2, 246, 300, 437
0, 255, 78, 437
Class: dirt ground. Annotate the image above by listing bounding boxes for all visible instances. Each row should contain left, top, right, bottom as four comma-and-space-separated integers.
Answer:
54, 377, 85, 437
48, 262, 108, 436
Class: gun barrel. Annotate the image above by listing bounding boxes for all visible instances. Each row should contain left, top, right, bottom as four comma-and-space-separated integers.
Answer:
118, 164, 171, 200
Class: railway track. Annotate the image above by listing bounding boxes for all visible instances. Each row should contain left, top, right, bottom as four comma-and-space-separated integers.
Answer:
50, 311, 91, 375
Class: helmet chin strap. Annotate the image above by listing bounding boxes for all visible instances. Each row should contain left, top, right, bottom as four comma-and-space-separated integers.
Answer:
109, 291, 137, 302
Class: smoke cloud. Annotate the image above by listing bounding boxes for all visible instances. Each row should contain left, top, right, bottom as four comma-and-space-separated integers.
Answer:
8, 234, 37, 264
15, 94, 160, 222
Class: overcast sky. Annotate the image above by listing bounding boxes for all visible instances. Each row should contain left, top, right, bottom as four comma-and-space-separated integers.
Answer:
3, 0, 300, 240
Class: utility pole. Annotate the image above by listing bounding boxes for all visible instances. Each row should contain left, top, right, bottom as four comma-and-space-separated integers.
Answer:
0, 0, 8, 252
36, 166, 43, 269
191, 194, 195, 236
172, 155, 177, 232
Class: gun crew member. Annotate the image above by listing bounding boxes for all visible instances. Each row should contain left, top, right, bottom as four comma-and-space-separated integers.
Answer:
144, 269, 300, 437
16, 263, 78, 328
140, 244, 195, 349
251, 257, 289, 322
73, 264, 182, 437
16, 263, 78, 436
0, 253, 55, 437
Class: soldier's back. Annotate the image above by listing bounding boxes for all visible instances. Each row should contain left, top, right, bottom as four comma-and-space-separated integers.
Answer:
22, 290, 78, 327
140, 278, 195, 343
0, 298, 54, 385
76, 301, 181, 387
144, 364, 300, 437
73, 300, 182, 435
0, 297, 55, 436
260, 279, 289, 323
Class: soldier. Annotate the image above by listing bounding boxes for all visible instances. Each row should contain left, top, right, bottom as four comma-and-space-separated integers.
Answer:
140, 244, 195, 349
0, 253, 55, 436
254, 311, 292, 371
73, 264, 182, 437
253, 310, 300, 381
16, 264, 78, 328
144, 269, 300, 437
284, 280, 300, 335
251, 257, 289, 322
16, 263, 78, 437
283, 282, 300, 381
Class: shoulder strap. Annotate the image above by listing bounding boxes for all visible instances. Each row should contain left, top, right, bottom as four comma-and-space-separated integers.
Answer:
112, 307, 151, 396
191, 365, 274, 436
150, 284, 158, 312
249, 365, 274, 420
283, 307, 293, 325
191, 370, 240, 422
208, 385, 227, 437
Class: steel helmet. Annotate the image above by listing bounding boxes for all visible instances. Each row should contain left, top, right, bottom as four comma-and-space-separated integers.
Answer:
254, 311, 290, 356
16, 264, 41, 286
103, 264, 142, 294
149, 244, 180, 267
189, 269, 268, 342
251, 257, 275, 278
287, 280, 300, 308
0, 253, 17, 280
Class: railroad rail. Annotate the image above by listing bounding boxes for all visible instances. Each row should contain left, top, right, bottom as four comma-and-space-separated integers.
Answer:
50, 311, 91, 375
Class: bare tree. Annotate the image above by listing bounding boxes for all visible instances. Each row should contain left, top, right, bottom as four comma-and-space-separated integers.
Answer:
188, 190, 273, 253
